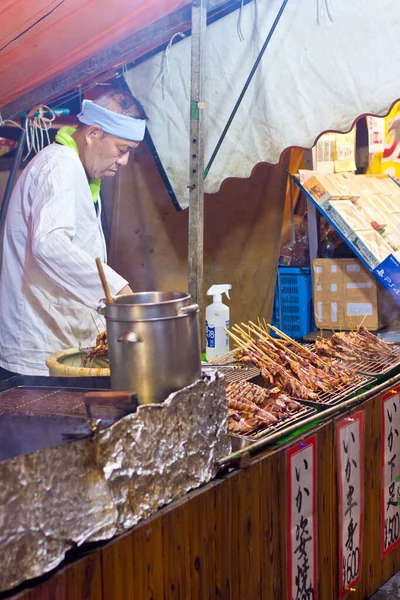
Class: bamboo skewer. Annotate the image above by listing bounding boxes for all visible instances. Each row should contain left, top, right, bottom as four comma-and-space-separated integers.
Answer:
239, 320, 332, 371
227, 327, 276, 371
231, 324, 254, 343
265, 323, 333, 368
358, 313, 368, 331
248, 321, 274, 341
91, 313, 101, 336
268, 324, 311, 353
95, 257, 114, 304
225, 328, 249, 351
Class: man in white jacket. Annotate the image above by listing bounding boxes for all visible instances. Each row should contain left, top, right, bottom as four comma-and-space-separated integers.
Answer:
0, 89, 147, 375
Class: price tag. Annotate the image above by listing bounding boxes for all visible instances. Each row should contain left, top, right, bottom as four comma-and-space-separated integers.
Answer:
334, 130, 356, 173
382, 388, 400, 556
287, 437, 317, 600
337, 412, 364, 597
367, 116, 385, 153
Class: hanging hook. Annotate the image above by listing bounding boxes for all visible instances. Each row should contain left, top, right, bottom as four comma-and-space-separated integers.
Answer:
152, 32, 186, 98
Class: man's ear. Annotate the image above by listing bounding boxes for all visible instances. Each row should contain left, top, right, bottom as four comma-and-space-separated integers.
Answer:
85, 125, 103, 145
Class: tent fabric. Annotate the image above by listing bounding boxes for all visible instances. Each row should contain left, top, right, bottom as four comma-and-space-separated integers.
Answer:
0, 0, 187, 110
125, 0, 400, 209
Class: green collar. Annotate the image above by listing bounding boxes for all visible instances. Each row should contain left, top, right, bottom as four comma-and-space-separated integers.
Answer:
55, 126, 100, 203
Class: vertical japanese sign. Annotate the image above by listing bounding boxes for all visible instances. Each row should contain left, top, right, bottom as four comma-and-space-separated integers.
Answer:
334, 130, 356, 173
337, 412, 364, 597
382, 388, 400, 556
287, 437, 317, 600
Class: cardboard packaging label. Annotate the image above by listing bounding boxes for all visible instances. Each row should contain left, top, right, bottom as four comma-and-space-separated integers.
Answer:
312, 258, 383, 330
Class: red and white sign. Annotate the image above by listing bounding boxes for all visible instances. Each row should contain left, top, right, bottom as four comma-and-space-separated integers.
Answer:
337, 412, 364, 597
382, 387, 400, 556
287, 436, 317, 600
367, 116, 385, 154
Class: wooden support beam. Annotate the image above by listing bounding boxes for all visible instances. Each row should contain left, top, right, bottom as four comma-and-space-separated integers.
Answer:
188, 0, 206, 308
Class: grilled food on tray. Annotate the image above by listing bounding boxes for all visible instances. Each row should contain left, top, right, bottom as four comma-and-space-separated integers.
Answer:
226, 380, 302, 435
314, 326, 396, 363
83, 331, 108, 365
228, 321, 356, 403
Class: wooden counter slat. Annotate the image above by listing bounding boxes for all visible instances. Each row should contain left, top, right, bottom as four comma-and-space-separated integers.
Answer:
28, 552, 102, 600
317, 421, 338, 600
361, 392, 383, 598
28, 571, 67, 600
259, 450, 286, 600
161, 498, 191, 600
188, 484, 217, 600
214, 473, 234, 599
66, 553, 103, 600
101, 532, 134, 600
132, 515, 164, 600
237, 463, 261, 600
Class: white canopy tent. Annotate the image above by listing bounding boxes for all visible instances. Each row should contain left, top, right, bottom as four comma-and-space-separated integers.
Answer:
125, 0, 400, 210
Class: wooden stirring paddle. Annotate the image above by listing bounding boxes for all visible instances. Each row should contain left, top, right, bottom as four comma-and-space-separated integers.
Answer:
95, 257, 114, 304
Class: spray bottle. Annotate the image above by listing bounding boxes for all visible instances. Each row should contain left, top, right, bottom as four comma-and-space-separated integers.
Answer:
205, 284, 232, 361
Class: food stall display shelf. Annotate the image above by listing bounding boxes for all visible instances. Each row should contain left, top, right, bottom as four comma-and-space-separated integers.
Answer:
294, 176, 400, 304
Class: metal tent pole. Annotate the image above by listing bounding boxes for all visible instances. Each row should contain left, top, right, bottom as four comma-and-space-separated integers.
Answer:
188, 0, 206, 308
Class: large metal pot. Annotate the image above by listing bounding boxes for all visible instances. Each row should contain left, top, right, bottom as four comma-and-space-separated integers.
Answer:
102, 292, 201, 404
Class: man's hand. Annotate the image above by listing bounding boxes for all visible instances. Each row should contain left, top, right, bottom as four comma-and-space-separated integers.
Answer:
118, 284, 133, 296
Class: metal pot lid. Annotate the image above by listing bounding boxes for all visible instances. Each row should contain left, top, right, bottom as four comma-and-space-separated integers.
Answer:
102, 291, 192, 321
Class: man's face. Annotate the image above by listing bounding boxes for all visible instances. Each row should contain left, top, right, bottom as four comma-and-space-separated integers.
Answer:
83, 127, 139, 179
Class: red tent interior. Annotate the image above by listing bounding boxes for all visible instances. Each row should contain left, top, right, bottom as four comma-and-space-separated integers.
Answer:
0, 0, 189, 113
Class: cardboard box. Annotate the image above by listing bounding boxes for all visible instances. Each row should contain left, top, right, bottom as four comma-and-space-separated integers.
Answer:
312, 258, 386, 330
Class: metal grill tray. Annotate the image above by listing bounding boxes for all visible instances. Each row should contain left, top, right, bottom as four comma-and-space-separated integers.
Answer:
229, 404, 317, 450
291, 372, 373, 409
227, 372, 372, 449
208, 350, 260, 383
228, 371, 371, 449
211, 348, 373, 405
304, 342, 400, 377
0, 375, 112, 462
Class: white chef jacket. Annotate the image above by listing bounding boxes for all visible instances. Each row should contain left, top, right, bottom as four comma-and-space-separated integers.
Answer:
0, 143, 128, 375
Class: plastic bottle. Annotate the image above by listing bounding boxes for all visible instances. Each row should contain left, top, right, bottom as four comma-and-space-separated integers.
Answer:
205, 284, 232, 361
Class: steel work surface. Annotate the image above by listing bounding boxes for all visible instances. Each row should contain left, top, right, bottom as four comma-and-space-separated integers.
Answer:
0, 375, 112, 461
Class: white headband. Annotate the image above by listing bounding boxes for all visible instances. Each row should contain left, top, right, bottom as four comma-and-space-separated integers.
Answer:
77, 99, 146, 142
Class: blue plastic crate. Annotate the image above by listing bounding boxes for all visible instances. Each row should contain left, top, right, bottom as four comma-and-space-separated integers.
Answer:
271, 267, 314, 340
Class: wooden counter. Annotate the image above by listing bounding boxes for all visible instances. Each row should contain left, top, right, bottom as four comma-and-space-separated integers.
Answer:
6, 383, 400, 600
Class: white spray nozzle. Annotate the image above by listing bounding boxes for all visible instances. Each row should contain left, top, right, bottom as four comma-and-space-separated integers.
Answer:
207, 284, 232, 301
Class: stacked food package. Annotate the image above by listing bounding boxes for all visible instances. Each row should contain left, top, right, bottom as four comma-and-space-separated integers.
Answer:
302, 173, 400, 269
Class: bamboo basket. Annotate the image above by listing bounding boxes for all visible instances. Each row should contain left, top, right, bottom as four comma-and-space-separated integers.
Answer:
46, 348, 110, 377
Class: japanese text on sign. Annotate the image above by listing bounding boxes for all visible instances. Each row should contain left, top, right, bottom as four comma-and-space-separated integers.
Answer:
287, 438, 317, 600
337, 413, 364, 597
382, 389, 400, 556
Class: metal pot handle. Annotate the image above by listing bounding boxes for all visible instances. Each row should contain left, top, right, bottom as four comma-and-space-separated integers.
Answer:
178, 303, 199, 316
118, 331, 142, 343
